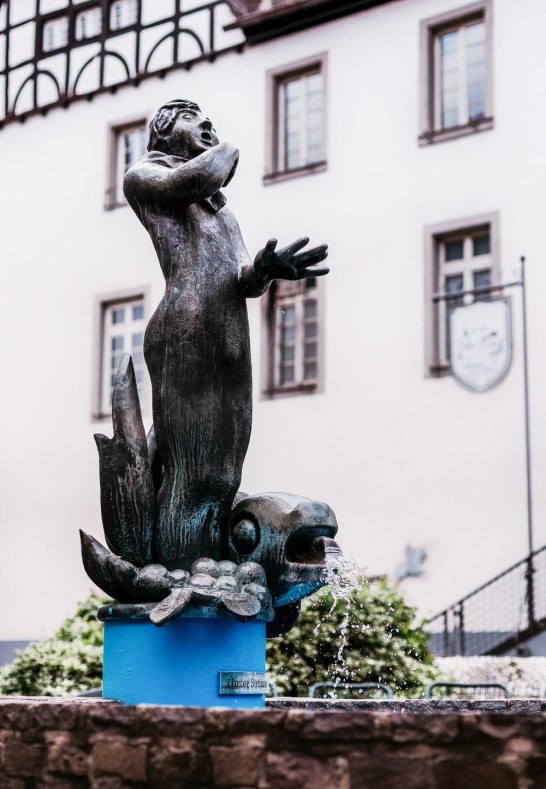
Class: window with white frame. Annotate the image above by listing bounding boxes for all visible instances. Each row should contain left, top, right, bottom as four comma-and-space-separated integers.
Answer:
262, 278, 322, 395
107, 120, 147, 208
420, 1, 492, 144
425, 215, 499, 374
110, 0, 138, 31
100, 298, 146, 414
76, 7, 102, 41
265, 54, 327, 182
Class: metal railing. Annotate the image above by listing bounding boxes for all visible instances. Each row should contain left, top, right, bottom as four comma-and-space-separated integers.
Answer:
424, 682, 510, 699
309, 682, 394, 699
427, 544, 546, 656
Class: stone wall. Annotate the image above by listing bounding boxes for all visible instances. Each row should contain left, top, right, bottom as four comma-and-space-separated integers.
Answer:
2, 698, 546, 787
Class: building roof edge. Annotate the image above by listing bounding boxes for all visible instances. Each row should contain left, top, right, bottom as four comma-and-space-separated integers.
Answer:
225, 0, 397, 44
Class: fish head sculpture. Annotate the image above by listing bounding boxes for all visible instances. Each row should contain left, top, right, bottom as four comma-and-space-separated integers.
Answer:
226, 492, 340, 608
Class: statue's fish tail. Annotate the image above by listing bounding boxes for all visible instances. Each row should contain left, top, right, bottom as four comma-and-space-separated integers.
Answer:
94, 353, 155, 566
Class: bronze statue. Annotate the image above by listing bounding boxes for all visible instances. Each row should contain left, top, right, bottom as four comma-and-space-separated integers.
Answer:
81, 100, 340, 634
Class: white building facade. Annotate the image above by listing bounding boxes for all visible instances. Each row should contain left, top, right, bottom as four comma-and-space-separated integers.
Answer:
1, 0, 545, 656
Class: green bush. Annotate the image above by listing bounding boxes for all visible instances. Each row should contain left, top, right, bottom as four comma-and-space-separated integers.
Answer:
266, 578, 439, 697
0, 594, 105, 696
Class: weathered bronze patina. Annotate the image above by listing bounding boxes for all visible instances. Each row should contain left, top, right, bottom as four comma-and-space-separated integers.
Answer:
80, 99, 340, 634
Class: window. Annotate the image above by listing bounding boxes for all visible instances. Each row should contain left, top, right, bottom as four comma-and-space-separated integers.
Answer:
42, 16, 68, 52
262, 278, 323, 396
420, 2, 492, 145
110, 0, 138, 31
76, 7, 102, 41
424, 213, 499, 375
94, 293, 148, 417
265, 53, 327, 184
106, 119, 147, 208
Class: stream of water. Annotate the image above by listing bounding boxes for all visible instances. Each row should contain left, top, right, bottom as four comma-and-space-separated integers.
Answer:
320, 551, 363, 698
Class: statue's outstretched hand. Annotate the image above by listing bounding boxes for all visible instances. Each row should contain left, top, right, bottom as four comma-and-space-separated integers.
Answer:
254, 237, 329, 283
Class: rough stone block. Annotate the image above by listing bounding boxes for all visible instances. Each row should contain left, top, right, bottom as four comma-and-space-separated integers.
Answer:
391, 713, 459, 743
91, 735, 148, 782
296, 711, 376, 741
432, 757, 518, 788
132, 706, 206, 738
263, 753, 349, 789
211, 743, 263, 786
148, 736, 207, 787
525, 754, 546, 782
2, 741, 46, 778
349, 754, 431, 789
32, 702, 82, 732
37, 777, 89, 788
221, 709, 286, 736
0, 779, 26, 789
45, 731, 88, 776
91, 778, 130, 789
476, 714, 527, 741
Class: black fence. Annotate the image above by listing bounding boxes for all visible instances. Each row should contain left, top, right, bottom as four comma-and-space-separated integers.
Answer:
427, 545, 546, 656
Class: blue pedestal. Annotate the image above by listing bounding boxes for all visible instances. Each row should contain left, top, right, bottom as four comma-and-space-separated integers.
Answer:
103, 618, 266, 707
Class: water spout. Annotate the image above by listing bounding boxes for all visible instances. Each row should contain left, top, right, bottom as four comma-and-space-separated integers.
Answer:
313, 536, 342, 557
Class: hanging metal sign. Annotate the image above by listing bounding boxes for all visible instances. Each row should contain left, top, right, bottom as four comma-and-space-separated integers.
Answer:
449, 297, 512, 392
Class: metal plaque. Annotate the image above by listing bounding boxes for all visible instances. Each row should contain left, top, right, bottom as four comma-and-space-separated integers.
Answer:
449, 297, 512, 393
218, 672, 269, 695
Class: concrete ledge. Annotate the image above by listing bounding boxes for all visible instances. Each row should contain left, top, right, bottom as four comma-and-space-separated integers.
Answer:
2, 697, 546, 786
268, 697, 546, 713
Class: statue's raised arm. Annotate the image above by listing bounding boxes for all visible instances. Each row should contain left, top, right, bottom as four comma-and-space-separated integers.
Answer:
124, 141, 239, 211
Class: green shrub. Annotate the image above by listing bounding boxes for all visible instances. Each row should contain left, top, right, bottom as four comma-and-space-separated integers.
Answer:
266, 578, 439, 697
0, 594, 105, 696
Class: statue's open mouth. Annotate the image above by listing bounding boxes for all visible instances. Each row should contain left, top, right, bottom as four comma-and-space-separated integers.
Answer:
201, 131, 212, 143
285, 526, 340, 566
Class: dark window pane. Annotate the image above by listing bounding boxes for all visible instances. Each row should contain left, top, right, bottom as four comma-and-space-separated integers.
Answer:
112, 308, 125, 324
445, 274, 464, 293
281, 345, 295, 362
111, 336, 124, 350
132, 351, 144, 365
304, 301, 317, 318
304, 322, 318, 339
445, 274, 465, 309
111, 353, 123, 370
280, 306, 296, 324
132, 304, 144, 320
281, 326, 296, 343
304, 341, 318, 359
132, 332, 143, 349
445, 239, 464, 261
304, 362, 318, 380
473, 269, 491, 290
473, 234, 490, 256
305, 277, 317, 289
281, 366, 295, 385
